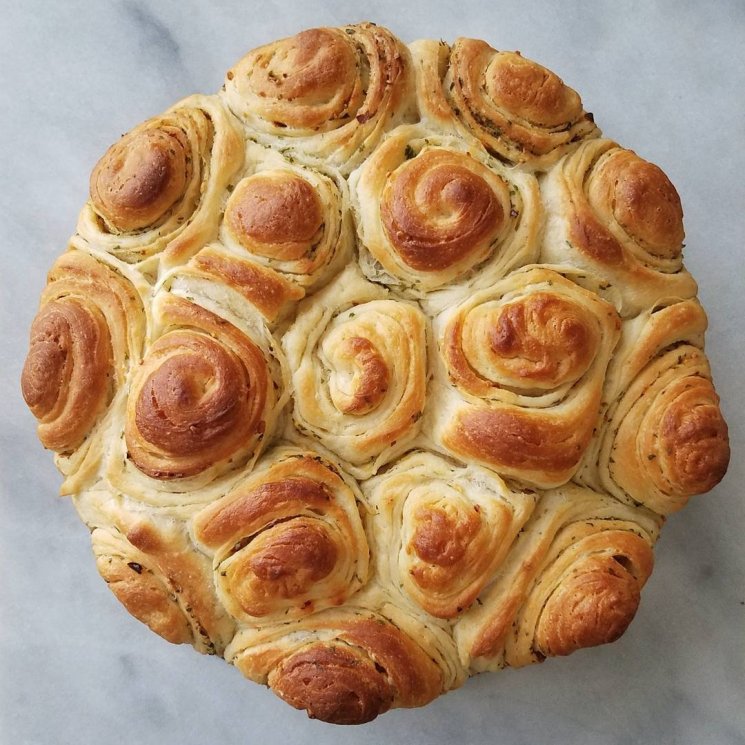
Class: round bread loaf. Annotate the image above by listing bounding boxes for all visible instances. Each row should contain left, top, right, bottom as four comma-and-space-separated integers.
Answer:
21, 22, 730, 725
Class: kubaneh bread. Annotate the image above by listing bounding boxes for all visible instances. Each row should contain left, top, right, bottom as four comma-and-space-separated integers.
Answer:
22, 22, 730, 725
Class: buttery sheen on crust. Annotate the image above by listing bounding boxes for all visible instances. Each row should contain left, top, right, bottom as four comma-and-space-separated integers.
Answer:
23, 22, 729, 726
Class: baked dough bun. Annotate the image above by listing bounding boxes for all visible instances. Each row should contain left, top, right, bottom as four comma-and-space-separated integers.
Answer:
411, 38, 599, 168
192, 446, 369, 623
431, 266, 621, 487
22, 23, 729, 724
540, 138, 697, 316
76, 95, 244, 278
223, 23, 415, 174
349, 125, 541, 308
282, 265, 428, 478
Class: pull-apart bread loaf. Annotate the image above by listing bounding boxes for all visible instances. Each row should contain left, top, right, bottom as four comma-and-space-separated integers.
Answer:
22, 22, 729, 724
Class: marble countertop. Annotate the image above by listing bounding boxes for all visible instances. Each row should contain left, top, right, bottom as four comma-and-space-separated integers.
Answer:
1, 1, 743, 743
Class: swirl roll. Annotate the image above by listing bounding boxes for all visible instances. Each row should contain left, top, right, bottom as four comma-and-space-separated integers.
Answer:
541, 138, 697, 316
225, 590, 463, 724
192, 447, 369, 623
350, 125, 540, 306
455, 484, 660, 671
432, 266, 620, 487
162, 142, 353, 327
364, 451, 536, 619
223, 23, 414, 174
108, 292, 287, 509
283, 266, 427, 478
223, 165, 350, 288
90, 504, 234, 654
411, 38, 599, 168
580, 299, 729, 514
21, 250, 145, 492
77, 95, 244, 274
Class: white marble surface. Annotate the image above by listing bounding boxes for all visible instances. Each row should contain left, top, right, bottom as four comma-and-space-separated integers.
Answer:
1, 1, 744, 743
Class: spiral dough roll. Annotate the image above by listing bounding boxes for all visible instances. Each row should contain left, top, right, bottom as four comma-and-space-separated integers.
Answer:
220, 147, 351, 293
77, 94, 244, 275
410, 38, 599, 169
350, 125, 540, 306
108, 292, 287, 509
224, 590, 464, 725
90, 501, 234, 654
432, 266, 620, 488
223, 23, 414, 174
364, 451, 536, 619
21, 250, 145, 493
541, 138, 698, 316
579, 299, 729, 514
283, 266, 428, 478
162, 141, 353, 327
455, 484, 660, 671
192, 447, 369, 623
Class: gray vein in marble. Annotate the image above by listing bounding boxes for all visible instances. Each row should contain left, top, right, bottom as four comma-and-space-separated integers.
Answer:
118, 0, 190, 90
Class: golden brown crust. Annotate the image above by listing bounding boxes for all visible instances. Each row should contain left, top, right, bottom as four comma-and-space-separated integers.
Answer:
445, 407, 596, 478
631, 367, 730, 498
338, 617, 443, 709
330, 336, 390, 415
584, 299, 730, 514
282, 266, 427, 478
223, 23, 414, 173
192, 448, 368, 622
195, 477, 330, 548
22, 298, 111, 452
409, 39, 453, 126
78, 94, 244, 271
270, 618, 442, 725
443, 292, 600, 397
350, 125, 542, 303
541, 138, 697, 316
487, 295, 595, 382
21, 250, 144, 457
181, 140, 353, 305
235, 28, 361, 132
568, 210, 625, 265
570, 151, 685, 263
365, 451, 535, 619
434, 267, 620, 487
482, 52, 580, 127
92, 513, 234, 654
269, 642, 395, 724
187, 245, 306, 324
244, 519, 337, 594
586, 148, 684, 259
90, 127, 191, 233
125, 296, 273, 480
225, 172, 323, 261
455, 485, 659, 669
96, 544, 194, 645
442, 39, 599, 167
380, 148, 504, 271
227, 603, 448, 724
533, 548, 646, 657
654, 377, 729, 494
